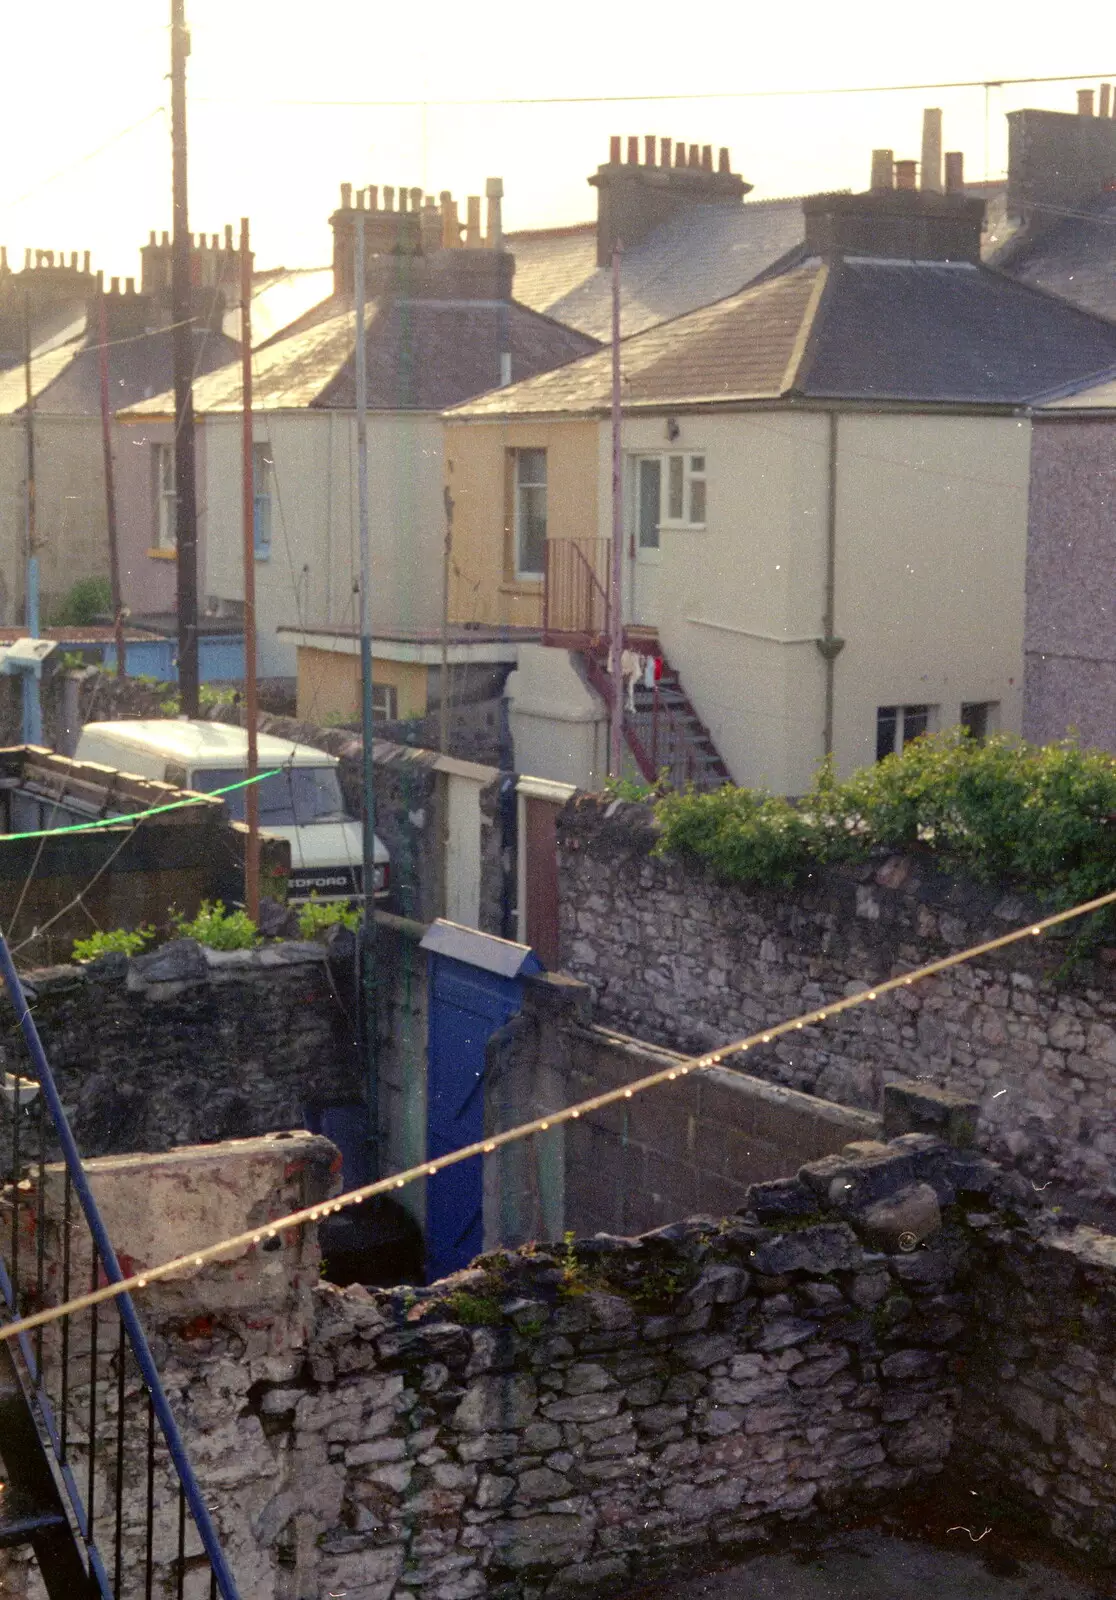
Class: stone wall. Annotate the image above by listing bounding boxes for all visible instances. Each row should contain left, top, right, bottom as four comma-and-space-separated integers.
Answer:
485, 972, 881, 1249
556, 795, 1116, 1203
5, 940, 360, 1159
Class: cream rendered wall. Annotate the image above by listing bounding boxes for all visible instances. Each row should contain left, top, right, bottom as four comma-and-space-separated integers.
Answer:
830, 414, 1029, 776
204, 411, 445, 677
612, 412, 830, 794
0, 416, 110, 624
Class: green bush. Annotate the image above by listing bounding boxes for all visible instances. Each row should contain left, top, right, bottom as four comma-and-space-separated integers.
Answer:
172, 900, 260, 950
72, 926, 155, 963
296, 896, 360, 940
654, 729, 1116, 919
49, 577, 112, 627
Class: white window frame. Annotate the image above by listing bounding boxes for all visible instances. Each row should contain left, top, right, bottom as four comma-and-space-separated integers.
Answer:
371, 682, 399, 722
632, 451, 706, 548
154, 443, 176, 550
512, 448, 547, 580
876, 703, 936, 761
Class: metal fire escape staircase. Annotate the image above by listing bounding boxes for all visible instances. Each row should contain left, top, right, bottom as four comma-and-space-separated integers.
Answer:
0, 933, 240, 1598
544, 537, 731, 793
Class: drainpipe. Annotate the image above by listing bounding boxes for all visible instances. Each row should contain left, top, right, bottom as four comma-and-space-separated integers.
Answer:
816, 412, 845, 762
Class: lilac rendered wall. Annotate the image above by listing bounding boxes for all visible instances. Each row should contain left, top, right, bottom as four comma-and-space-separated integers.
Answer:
114, 417, 208, 618
1024, 416, 1116, 750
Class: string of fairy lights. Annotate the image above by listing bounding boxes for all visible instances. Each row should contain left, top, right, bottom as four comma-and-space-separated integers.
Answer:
1, 875, 1114, 1345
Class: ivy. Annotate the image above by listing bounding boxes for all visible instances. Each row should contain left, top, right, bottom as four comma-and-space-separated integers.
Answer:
654, 730, 1116, 928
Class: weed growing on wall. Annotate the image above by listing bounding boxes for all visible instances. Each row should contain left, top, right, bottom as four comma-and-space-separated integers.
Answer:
172, 900, 260, 951
72, 926, 155, 962
655, 731, 1116, 922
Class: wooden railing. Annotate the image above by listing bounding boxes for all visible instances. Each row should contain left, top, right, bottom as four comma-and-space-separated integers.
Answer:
542, 538, 611, 644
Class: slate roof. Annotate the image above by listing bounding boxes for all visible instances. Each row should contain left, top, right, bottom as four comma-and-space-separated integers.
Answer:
450, 255, 1116, 419
123, 294, 598, 417
506, 197, 807, 340
992, 191, 1116, 322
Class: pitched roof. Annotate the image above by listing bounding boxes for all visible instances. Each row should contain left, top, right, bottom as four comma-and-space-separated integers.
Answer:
449, 255, 1116, 419
992, 191, 1116, 322
506, 197, 807, 340
122, 293, 598, 418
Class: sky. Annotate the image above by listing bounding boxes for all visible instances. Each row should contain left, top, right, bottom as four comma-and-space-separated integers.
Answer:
2, 1, 1115, 281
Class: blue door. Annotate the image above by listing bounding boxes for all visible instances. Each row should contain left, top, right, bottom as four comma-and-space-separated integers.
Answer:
422, 921, 542, 1283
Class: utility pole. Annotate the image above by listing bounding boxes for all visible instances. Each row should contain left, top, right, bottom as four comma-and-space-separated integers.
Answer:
239, 218, 259, 921
170, 0, 200, 716
608, 242, 624, 778
440, 486, 453, 755
22, 291, 40, 744
97, 280, 126, 680
354, 212, 379, 1180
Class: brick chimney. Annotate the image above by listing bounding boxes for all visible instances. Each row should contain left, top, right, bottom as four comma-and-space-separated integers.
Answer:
803, 188, 985, 263
139, 224, 247, 327
330, 179, 515, 301
589, 135, 751, 267
1007, 91, 1116, 223
87, 271, 158, 342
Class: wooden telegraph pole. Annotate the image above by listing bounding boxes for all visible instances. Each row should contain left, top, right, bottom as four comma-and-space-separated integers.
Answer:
170, 0, 200, 715
239, 219, 259, 921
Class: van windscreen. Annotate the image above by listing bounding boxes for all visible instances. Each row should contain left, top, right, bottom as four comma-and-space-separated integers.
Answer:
193, 767, 350, 826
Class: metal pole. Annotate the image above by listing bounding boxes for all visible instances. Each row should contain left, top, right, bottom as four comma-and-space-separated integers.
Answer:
239, 219, 259, 922
354, 213, 379, 1179
170, 0, 199, 716
22, 291, 40, 745
97, 282, 126, 681
608, 242, 624, 778
440, 487, 453, 754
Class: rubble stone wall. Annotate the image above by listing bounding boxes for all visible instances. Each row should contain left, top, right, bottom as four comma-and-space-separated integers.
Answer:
556, 795, 1116, 1200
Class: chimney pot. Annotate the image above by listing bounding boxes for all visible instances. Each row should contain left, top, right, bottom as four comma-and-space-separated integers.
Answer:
1078, 88, 1095, 116
149, 229, 156, 245
399, 188, 409, 213
225, 223, 233, 247
688, 144, 700, 167
920, 107, 943, 192
441, 194, 460, 250
626, 136, 639, 164
870, 148, 895, 189
161, 231, 170, 247
609, 135, 621, 164
126, 276, 135, 294
365, 185, 376, 211
644, 135, 656, 164
83, 250, 91, 273
0, 247, 7, 272
356, 189, 365, 210
110, 276, 120, 293
944, 150, 965, 192
70, 250, 77, 269
485, 177, 504, 247
25, 249, 32, 269
660, 137, 672, 166
895, 158, 917, 191
211, 233, 219, 248
675, 141, 687, 166
701, 144, 713, 170
384, 185, 395, 211
718, 147, 730, 174
410, 186, 422, 212
1101, 83, 1113, 118
465, 195, 482, 248
341, 182, 353, 209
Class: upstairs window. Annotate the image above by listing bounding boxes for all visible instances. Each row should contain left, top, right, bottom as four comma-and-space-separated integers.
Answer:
635, 453, 706, 546
153, 443, 176, 550
513, 448, 547, 579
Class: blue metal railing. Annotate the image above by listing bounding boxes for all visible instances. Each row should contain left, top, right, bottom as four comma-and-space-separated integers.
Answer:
0, 930, 240, 1598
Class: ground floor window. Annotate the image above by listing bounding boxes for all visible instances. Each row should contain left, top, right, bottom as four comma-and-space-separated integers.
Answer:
960, 701, 998, 742
876, 703, 932, 762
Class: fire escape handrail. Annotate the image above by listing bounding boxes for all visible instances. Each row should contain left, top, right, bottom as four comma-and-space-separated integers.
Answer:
0, 931, 241, 1599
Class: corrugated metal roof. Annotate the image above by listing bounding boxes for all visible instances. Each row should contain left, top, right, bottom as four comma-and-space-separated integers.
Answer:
507, 197, 808, 340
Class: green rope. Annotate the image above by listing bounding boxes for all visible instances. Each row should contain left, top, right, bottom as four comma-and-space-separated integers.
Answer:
0, 769, 284, 842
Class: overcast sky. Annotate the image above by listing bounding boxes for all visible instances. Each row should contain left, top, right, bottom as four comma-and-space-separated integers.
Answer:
3, 1, 1114, 280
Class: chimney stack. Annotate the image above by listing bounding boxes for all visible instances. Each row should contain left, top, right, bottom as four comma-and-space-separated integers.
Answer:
1101, 83, 1113, 118
485, 177, 504, 247
870, 148, 894, 190
465, 196, 483, 248
442, 195, 460, 249
944, 150, 965, 192
590, 131, 750, 266
1078, 88, 1095, 116
920, 107, 943, 192
895, 159, 917, 191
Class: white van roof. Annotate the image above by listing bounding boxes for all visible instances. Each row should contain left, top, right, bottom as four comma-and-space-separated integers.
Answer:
79, 720, 340, 769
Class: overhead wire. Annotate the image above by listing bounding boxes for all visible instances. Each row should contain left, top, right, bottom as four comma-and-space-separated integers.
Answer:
3, 871, 1116, 1341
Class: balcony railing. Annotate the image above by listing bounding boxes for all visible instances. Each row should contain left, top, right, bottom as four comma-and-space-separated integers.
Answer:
542, 537, 611, 645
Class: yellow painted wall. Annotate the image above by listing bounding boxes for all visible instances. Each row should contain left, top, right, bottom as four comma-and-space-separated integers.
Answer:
296, 646, 428, 724
444, 418, 599, 628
